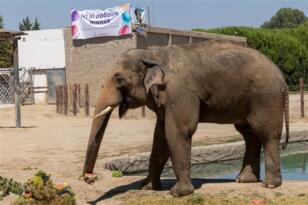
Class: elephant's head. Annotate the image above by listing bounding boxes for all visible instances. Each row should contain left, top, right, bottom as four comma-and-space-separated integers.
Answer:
82, 49, 166, 175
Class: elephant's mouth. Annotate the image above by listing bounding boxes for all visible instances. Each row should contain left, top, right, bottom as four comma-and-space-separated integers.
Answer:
119, 102, 128, 118
118, 94, 144, 118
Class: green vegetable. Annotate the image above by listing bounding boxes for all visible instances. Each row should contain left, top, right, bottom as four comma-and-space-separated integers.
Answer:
112, 171, 123, 177
0, 176, 24, 200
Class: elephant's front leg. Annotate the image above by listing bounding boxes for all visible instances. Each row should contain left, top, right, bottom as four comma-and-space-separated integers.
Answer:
141, 118, 170, 190
165, 103, 199, 197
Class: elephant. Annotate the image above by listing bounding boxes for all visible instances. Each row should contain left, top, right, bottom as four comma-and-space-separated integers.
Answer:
82, 39, 289, 197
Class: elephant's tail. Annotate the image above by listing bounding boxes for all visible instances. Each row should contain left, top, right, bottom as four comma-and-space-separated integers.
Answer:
282, 89, 289, 150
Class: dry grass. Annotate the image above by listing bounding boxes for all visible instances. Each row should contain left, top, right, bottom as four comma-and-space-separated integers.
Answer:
117, 191, 308, 205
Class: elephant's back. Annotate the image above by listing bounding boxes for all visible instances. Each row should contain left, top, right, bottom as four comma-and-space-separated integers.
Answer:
156, 40, 287, 93
172, 40, 286, 118
195, 40, 287, 91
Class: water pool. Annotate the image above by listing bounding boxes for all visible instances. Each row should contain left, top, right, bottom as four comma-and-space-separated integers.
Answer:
134, 143, 308, 181
161, 152, 308, 180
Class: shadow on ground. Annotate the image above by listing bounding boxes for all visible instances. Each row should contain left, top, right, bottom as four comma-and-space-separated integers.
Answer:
88, 178, 234, 205
0, 126, 36, 129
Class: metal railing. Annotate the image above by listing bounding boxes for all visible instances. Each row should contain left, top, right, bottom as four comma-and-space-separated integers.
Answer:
0, 68, 13, 104
0, 67, 34, 105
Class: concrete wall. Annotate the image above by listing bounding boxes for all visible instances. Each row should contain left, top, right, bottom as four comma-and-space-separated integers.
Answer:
63, 28, 136, 106
18, 29, 65, 69
147, 33, 169, 47
172, 35, 190, 44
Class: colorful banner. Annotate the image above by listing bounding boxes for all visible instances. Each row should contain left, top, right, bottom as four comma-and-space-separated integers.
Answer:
71, 4, 132, 39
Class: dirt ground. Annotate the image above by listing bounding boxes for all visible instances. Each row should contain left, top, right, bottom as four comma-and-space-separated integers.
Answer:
0, 93, 307, 205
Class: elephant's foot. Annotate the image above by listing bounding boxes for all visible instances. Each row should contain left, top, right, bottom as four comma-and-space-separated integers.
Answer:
235, 167, 259, 183
140, 177, 161, 190
262, 173, 282, 188
170, 181, 194, 197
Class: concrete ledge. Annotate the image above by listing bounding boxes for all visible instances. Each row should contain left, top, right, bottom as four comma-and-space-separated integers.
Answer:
104, 131, 308, 174
146, 26, 247, 44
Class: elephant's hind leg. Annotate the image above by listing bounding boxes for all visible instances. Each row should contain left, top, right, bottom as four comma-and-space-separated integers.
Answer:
247, 104, 283, 188
262, 137, 282, 188
141, 118, 170, 190
234, 123, 262, 183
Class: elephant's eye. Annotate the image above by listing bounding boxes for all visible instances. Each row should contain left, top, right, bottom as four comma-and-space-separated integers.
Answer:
113, 74, 127, 89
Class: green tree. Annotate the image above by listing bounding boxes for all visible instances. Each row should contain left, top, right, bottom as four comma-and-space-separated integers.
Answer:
0, 15, 3, 28
32, 17, 41, 30
19, 16, 41, 31
19, 16, 33, 31
261, 8, 307, 29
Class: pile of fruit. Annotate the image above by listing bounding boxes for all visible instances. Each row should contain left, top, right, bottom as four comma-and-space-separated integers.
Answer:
0, 170, 75, 205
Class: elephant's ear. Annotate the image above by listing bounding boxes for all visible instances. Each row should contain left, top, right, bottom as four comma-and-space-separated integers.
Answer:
143, 59, 165, 106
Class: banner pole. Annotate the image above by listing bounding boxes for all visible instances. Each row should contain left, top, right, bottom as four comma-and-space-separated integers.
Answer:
147, 6, 151, 31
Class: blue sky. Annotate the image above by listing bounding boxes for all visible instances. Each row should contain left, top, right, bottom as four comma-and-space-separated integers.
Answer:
0, 0, 307, 30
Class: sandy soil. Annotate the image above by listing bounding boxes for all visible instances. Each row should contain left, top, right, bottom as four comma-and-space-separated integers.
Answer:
0, 95, 307, 204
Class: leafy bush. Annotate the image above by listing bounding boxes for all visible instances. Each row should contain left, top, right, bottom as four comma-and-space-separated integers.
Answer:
193, 25, 308, 85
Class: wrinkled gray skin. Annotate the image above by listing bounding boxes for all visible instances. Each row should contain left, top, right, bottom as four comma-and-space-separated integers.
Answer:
83, 40, 289, 197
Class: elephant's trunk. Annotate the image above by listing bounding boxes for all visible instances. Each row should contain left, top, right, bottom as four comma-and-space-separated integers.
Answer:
83, 78, 122, 175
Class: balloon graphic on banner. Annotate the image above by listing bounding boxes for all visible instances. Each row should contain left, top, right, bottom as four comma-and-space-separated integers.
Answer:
71, 25, 78, 36
71, 10, 80, 22
119, 25, 130, 35
122, 11, 131, 24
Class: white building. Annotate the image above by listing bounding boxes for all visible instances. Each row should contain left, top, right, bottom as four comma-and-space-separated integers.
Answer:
18, 29, 66, 104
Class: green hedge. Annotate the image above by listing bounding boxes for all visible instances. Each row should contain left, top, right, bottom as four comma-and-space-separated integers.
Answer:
0, 41, 12, 68
193, 25, 308, 85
